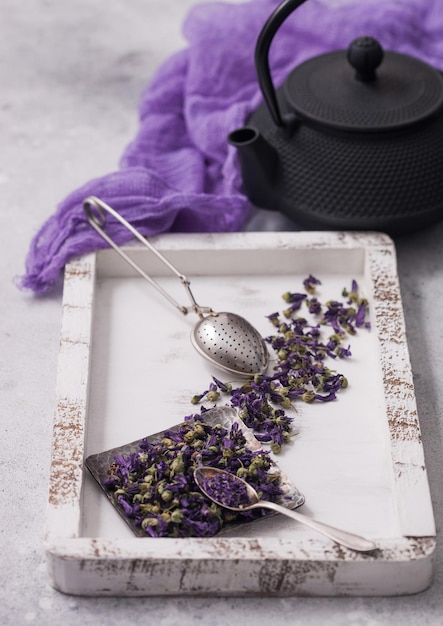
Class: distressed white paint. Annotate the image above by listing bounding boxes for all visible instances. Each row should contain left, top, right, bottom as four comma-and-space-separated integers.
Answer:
46, 231, 436, 596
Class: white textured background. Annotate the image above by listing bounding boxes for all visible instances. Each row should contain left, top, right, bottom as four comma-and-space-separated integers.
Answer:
1, 0, 443, 624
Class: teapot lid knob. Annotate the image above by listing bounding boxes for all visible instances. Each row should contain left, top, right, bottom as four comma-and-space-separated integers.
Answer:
284, 34, 443, 131
347, 37, 384, 81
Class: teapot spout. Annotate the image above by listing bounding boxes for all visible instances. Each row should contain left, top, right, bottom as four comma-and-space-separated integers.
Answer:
228, 126, 277, 207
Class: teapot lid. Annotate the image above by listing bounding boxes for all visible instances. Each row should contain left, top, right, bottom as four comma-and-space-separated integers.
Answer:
284, 37, 443, 131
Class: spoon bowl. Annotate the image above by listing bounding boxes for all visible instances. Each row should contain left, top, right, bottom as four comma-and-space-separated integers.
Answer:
194, 466, 377, 553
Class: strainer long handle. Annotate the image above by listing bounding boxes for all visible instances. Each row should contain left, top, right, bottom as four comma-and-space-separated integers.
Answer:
83, 196, 209, 316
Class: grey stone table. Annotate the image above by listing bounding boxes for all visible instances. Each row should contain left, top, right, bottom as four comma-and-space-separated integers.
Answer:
1, 0, 442, 624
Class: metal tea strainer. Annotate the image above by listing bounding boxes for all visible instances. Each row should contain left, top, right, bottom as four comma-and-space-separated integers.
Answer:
83, 196, 269, 377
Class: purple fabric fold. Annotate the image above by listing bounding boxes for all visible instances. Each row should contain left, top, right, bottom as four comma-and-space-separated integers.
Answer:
21, 0, 443, 293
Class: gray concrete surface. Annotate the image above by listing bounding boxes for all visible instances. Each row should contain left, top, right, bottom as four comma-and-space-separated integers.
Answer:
1, 0, 442, 624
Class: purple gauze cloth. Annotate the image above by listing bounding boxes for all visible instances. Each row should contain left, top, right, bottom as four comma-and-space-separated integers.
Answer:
21, 0, 443, 294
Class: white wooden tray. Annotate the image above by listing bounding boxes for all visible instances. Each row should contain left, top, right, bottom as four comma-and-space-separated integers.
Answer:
46, 231, 436, 596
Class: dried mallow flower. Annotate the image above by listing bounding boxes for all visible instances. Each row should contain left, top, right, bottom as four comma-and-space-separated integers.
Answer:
303, 274, 322, 294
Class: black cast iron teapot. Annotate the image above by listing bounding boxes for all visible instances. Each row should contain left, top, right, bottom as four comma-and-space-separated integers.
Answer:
228, 0, 443, 234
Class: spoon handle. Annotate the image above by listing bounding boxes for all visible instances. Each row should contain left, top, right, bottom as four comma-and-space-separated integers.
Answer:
255, 501, 377, 552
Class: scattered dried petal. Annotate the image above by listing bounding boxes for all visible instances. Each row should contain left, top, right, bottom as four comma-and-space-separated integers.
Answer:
192, 277, 370, 451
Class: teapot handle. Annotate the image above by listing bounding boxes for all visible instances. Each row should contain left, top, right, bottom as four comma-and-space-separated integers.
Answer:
255, 0, 308, 127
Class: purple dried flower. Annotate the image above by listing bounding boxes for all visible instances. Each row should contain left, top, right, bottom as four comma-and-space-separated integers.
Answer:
266, 312, 280, 327
314, 391, 337, 402
307, 297, 322, 315
282, 291, 307, 304
118, 495, 135, 516
282, 292, 307, 317
335, 345, 352, 358
212, 376, 232, 393
303, 275, 322, 293
356, 302, 367, 327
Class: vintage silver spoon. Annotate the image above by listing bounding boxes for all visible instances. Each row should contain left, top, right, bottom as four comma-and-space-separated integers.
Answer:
83, 196, 269, 377
194, 466, 377, 552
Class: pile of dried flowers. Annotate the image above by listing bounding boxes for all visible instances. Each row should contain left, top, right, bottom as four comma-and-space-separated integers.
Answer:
192, 276, 370, 453
103, 416, 282, 537
200, 470, 250, 509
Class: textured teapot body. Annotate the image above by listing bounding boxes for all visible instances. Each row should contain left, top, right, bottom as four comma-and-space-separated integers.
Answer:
230, 82, 443, 234
229, 0, 443, 234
